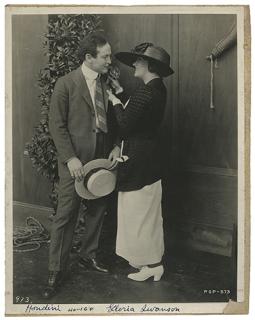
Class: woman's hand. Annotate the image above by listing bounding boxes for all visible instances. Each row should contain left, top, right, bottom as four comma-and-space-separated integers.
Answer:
106, 89, 115, 102
108, 145, 121, 163
108, 76, 123, 94
107, 89, 121, 105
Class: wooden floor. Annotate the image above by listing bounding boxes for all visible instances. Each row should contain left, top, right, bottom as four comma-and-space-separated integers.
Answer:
12, 203, 233, 304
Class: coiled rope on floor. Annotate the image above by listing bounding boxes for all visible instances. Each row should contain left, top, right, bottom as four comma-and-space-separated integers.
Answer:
13, 216, 50, 253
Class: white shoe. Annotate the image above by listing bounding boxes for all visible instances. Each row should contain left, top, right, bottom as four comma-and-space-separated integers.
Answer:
127, 265, 164, 282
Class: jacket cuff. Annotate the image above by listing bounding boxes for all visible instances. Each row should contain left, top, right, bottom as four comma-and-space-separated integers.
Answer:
64, 156, 77, 164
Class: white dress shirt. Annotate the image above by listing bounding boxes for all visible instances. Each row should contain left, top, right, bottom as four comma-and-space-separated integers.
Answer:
81, 62, 100, 128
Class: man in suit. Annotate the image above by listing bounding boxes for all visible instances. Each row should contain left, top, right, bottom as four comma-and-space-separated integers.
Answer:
43, 32, 120, 298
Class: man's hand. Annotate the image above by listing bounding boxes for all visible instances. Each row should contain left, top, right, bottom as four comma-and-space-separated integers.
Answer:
67, 157, 84, 182
108, 145, 121, 164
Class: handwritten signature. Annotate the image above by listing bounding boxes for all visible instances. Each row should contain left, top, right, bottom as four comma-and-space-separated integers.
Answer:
106, 304, 180, 313
25, 304, 61, 313
24, 303, 180, 314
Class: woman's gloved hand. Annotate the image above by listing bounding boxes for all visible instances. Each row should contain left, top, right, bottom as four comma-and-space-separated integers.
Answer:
108, 76, 123, 94
107, 89, 122, 106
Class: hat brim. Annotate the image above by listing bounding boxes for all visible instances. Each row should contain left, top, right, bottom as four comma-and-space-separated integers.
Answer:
115, 52, 174, 77
75, 159, 115, 200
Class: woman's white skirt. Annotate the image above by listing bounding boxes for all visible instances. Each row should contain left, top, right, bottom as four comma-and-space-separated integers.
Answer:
116, 179, 164, 266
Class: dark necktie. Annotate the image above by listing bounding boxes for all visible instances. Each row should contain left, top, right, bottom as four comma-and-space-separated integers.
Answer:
95, 76, 108, 133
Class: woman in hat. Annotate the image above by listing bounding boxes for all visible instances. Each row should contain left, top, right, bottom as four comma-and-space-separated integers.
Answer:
107, 42, 174, 282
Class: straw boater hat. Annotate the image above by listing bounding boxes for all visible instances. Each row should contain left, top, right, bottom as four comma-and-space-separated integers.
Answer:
75, 159, 117, 200
115, 42, 174, 77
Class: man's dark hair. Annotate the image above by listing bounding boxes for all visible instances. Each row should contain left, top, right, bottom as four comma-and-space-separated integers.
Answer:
78, 31, 108, 61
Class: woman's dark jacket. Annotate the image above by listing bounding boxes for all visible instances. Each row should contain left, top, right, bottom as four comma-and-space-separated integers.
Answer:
113, 78, 167, 191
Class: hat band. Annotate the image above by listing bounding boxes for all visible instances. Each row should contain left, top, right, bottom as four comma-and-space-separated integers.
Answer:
83, 167, 106, 189
142, 50, 170, 65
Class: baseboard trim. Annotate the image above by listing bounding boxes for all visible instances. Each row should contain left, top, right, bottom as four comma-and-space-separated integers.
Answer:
13, 201, 54, 214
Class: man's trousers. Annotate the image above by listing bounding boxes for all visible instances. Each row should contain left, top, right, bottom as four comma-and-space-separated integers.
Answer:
49, 133, 109, 271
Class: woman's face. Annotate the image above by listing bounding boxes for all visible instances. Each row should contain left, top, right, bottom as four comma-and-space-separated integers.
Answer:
133, 57, 149, 79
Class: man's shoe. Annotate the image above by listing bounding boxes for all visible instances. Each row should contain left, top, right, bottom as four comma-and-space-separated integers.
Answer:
78, 257, 109, 273
42, 271, 64, 299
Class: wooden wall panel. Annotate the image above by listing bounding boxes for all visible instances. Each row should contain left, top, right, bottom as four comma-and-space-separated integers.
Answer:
178, 14, 237, 169
178, 172, 237, 227
175, 15, 238, 255
12, 15, 52, 206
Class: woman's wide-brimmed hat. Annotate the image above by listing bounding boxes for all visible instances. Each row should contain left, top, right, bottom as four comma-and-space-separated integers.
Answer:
115, 43, 174, 77
75, 159, 117, 200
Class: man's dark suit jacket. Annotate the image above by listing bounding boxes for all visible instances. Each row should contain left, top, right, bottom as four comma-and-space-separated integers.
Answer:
49, 66, 116, 169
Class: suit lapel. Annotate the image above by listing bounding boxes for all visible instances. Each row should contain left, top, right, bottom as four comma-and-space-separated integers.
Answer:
73, 67, 94, 113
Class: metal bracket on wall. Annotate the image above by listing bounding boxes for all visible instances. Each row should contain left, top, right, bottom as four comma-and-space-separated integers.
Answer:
206, 22, 237, 110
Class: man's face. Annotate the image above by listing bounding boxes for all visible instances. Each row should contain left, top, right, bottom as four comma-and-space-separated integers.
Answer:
87, 43, 112, 74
